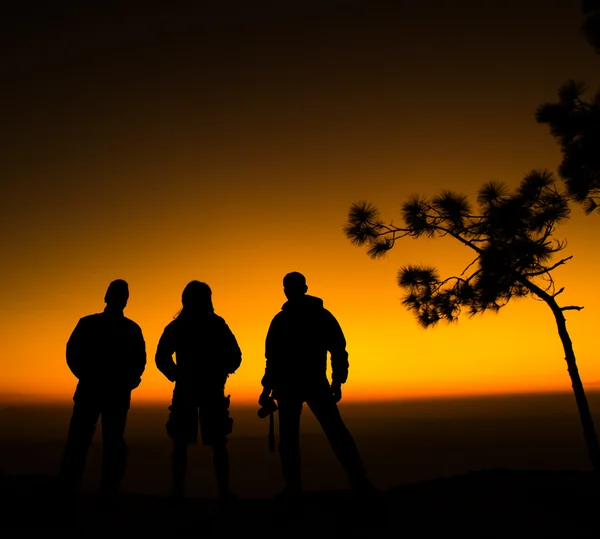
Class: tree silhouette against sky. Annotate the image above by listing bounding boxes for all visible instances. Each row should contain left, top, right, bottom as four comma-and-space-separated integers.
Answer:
345, 170, 600, 472
581, 0, 600, 53
536, 1, 600, 214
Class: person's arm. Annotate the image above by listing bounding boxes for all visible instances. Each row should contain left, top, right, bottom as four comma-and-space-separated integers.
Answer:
129, 325, 147, 389
260, 315, 281, 402
221, 320, 242, 374
66, 319, 85, 379
324, 310, 349, 401
155, 324, 177, 383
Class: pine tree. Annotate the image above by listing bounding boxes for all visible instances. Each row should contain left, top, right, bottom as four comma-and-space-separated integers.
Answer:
345, 170, 600, 471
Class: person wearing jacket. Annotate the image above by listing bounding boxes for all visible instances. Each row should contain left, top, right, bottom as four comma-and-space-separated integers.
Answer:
59, 279, 147, 502
259, 272, 371, 497
156, 280, 242, 506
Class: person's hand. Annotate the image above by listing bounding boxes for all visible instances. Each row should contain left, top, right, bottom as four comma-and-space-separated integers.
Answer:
258, 388, 272, 407
332, 383, 342, 403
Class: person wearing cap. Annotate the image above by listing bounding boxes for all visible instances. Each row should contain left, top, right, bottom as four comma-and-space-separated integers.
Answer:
156, 280, 242, 507
259, 272, 373, 498
59, 279, 147, 502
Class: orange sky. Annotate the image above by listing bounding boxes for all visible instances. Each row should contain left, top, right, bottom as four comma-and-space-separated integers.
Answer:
2, 1, 600, 405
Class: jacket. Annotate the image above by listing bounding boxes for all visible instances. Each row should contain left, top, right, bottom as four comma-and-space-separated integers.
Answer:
155, 312, 242, 392
261, 294, 349, 392
66, 309, 147, 398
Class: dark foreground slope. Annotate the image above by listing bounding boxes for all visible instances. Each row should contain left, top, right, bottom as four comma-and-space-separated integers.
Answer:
0, 469, 598, 538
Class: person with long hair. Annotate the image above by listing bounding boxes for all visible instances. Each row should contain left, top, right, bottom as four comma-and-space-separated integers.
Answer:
156, 281, 242, 506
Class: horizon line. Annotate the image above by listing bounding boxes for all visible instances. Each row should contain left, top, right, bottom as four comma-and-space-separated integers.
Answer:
0, 387, 597, 406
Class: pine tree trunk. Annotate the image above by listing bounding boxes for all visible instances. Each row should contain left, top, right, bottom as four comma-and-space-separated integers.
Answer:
522, 277, 600, 472
549, 303, 600, 472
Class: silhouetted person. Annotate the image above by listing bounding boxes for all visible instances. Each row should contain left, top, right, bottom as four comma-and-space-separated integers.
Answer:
259, 271, 372, 498
59, 279, 146, 502
156, 281, 242, 506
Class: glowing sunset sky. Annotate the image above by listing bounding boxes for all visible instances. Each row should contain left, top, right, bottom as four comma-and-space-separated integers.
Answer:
2, 1, 599, 404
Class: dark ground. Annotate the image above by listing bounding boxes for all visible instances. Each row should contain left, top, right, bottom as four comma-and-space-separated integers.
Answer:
1, 469, 598, 538
3, 393, 599, 498
2, 394, 600, 536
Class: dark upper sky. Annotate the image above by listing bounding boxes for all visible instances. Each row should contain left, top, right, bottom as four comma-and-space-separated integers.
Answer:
3, 1, 597, 219
3, 1, 598, 239
3, 1, 596, 166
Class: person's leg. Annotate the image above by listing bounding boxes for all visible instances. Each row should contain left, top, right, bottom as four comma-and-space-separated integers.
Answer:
59, 396, 100, 494
166, 393, 198, 503
307, 390, 371, 491
200, 392, 232, 503
212, 440, 229, 501
276, 396, 303, 494
99, 404, 129, 495
171, 440, 188, 502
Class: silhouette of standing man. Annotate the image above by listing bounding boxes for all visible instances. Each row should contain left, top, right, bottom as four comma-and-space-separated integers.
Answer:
59, 279, 146, 502
156, 281, 242, 506
259, 272, 372, 497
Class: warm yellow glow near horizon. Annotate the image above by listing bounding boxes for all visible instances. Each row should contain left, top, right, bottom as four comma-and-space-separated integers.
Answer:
3, 183, 599, 407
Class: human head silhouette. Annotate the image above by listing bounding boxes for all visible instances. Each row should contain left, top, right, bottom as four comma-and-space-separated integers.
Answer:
181, 280, 214, 315
104, 279, 129, 312
283, 272, 308, 301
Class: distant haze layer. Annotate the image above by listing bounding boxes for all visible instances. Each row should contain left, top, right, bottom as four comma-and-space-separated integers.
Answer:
1, 392, 598, 498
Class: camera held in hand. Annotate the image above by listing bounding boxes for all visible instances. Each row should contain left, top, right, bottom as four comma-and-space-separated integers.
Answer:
257, 396, 278, 418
